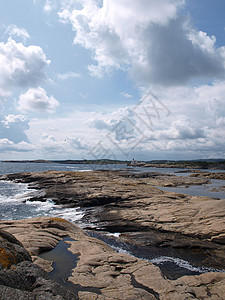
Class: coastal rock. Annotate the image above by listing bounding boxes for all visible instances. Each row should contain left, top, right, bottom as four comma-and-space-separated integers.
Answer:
0, 229, 32, 270
0, 224, 76, 299
1, 217, 225, 299
189, 171, 225, 180
2, 170, 225, 266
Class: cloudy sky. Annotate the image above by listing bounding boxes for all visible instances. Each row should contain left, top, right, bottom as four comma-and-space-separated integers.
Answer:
1, 0, 225, 161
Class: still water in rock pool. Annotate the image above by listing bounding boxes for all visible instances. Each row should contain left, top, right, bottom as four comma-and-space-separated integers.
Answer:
0, 162, 224, 279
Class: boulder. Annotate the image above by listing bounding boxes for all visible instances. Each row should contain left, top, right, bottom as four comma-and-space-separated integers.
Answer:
0, 226, 76, 299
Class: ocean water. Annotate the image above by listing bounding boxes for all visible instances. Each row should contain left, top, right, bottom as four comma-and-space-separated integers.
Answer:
0, 162, 128, 222
157, 179, 225, 200
0, 161, 225, 278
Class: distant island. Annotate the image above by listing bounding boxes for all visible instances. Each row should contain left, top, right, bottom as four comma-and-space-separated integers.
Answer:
1, 159, 225, 169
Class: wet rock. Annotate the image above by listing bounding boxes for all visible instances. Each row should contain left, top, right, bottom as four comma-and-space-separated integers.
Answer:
0, 224, 76, 299
1, 217, 225, 299
2, 170, 225, 265
190, 171, 225, 180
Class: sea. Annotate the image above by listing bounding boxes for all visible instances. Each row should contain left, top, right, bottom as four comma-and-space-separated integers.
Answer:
0, 161, 225, 279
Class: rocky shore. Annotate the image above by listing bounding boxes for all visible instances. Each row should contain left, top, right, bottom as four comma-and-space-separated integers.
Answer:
0, 217, 225, 299
1, 170, 225, 299
133, 161, 225, 170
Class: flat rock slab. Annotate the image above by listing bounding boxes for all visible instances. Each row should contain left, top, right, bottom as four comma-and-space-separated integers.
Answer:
0, 217, 225, 299
2, 170, 225, 265
0, 221, 76, 299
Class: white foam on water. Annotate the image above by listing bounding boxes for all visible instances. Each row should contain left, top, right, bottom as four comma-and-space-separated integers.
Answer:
108, 243, 225, 274
26, 199, 55, 210
51, 207, 85, 223
26, 197, 85, 222
0, 180, 84, 223
0, 181, 36, 203
15, 188, 45, 202
106, 232, 121, 238
110, 245, 131, 255
150, 256, 225, 274
1, 179, 224, 275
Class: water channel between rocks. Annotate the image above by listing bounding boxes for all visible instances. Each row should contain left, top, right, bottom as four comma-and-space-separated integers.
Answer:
1, 163, 225, 285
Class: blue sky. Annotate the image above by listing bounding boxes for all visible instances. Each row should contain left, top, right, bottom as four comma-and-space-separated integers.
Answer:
0, 0, 225, 161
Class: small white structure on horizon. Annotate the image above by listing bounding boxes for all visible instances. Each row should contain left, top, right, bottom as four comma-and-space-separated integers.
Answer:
131, 158, 137, 165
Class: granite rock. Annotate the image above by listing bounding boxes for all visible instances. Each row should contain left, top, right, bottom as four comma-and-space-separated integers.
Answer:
1, 217, 225, 299
0, 224, 76, 299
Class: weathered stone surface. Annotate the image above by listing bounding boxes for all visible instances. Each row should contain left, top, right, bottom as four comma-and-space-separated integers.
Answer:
0, 223, 76, 299
138, 161, 225, 170
0, 261, 76, 299
189, 171, 225, 180
0, 229, 32, 270
1, 170, 225, 298
0, 217, 225, 300
2, 170, 225, 265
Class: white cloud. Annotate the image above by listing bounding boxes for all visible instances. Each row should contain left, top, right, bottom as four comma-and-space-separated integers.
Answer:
0, 114, 30, 143
43, 0, 61, 12
87, 82, 225, 159
59, 0, 225, 86
0, 139, 34, 152
18, 87, 59, 113
33, 0, 58, 12
4, 25, 30, 43
7, 81, 225, 160
120, 92, 133, 98
154, 119, 205, 140
0, 38, 50, 97
39, 134, 86, 155
57, 71, 81, 80
44, 0, 54, 12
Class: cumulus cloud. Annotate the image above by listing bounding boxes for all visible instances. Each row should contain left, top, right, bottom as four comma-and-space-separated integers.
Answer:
38, 133, 87, 156
131, 18, 225, 86
4, 25, 30, 43
18, 87, 59, 113
0, 38, 50, 97
59, 0, 225, 86
7, 81, 224, 160
90, 106, 136, 141
86, 82, 225, 159
0, 114, 30, 143
155, 119, 205, 140
0, 139, 33, 152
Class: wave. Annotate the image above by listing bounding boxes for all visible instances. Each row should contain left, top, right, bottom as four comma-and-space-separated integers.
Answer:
150, 256, 225, 274
110, 243, 225, 274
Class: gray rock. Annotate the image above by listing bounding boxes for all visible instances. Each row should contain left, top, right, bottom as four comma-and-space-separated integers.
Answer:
0, 229, 77, 299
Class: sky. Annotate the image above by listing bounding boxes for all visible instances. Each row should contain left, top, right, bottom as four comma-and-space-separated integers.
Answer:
0, 0, 225, 161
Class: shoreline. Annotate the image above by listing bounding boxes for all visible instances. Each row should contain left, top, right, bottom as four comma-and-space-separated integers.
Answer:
1, 169, 225, 298
1, 159, 225, 170
0, 216, 225, 299
1, 170, 225, 268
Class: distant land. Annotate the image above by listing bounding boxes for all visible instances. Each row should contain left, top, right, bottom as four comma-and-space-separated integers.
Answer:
1, 159, 225, 169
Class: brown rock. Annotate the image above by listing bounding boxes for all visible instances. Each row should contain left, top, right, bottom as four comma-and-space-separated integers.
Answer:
1, 217, 225, 299
2, 170, 225, 265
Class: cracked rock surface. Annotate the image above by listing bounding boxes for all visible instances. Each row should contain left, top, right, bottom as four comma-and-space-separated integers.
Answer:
2, 170, 225, 265
0, 217, 225, 299
0, 226, 76, 299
